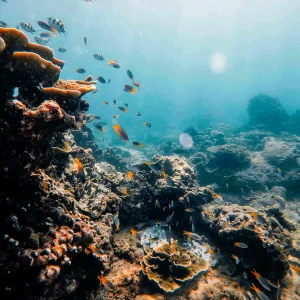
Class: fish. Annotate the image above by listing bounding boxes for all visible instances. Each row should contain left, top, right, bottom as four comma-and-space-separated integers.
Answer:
74, 158, 83, 173
37, 20, 56, 32
118, 107, 129, 113
132, 142, 144, 148
234, 242, 248, 248
251, 269, 271, 291
75, 68, 86, 73
98, 274, 115, 291
19, 22, 36, 33
117, 186, 129, 195
94, 123, 105, 132
84, 36, 87, 46
0, 21, 8, 28
130, 228, 141, 240
231, 254, 240, 264
290, 264, 300, 274
133, 80, 141, 89
124, 103, 128, 107
97, 76, 106, 84
40, 32, 55, 38
102, 101, 109, 105
136, 112, 141, 116
276, 281, 281, 300
155, 199, 160, 208
250, 212, 267, 225
108, 60, 120, 68
243, 271, 248, 279
166, 211, 174, 223
48, 18, 66, 34
185, 208, 195, 213
34, 37, 50, 45
126, 172, 135, 180
108, 79, 111, 84
113, 115, 119, 119
148, 236, 159, 242
113, 99, 116, 105
183, 231, 202, 241
124, 85, 136, 94
251, 283, 270, 300
276, 167, 284, 177
192, 222, 195, 232
93, 54, 105, 61
208, 249, 214, 254
112, 124, 129, 142
58, 47, 67, 53
113, 216, 120, 232
143, 122, 151, 128
170, 200, 174, 209
161, 170, 168, 178
127, 70, 134, 80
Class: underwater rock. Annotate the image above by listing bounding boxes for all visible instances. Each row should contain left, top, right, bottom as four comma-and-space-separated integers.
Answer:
247, 93, 289, 129
141, 239, 209, 292
200, 204, 292, 279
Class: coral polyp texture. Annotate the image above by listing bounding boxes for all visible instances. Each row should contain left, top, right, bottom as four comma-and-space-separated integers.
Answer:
141, 240, 209, 292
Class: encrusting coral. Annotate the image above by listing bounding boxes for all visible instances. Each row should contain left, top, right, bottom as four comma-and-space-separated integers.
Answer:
141, 239, 209, 292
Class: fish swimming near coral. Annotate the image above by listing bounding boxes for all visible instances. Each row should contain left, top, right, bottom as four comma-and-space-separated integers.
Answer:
74, 158, 83, 173
251, 270, 271, 291
118, 106, 129, 112
123, 85, 136, 94
98, 274, 115, 291
127, 69, 134, 80
94, 122, 105, 132
0, 21, 8, 28
93, 53, 105, 61
251, 283, 270, 300
108, 59, 120, 68
231, 254, 240, 264
155, 199, 160, 208
166, 211, 174, 223
250, 211, 267, 225
183, 231, 202, 242
112, 124, 129, 142
37, 20, 56, 32
113, 216, 120, 232
34, 37, 50, 45
40, 32, 55, 38
132, 142, 144, 148
234, 242, 248, 248
185, 208, 195, 213
133, 80, 141, 89
58, 47, 68, 53
126, 172, 135, 180
97, 76, 106, 83
143, 121, 151, 128
75, 68, 86, 73
130, 228, 141, 240
48, 17, 66, 34
19, 22, 36, 33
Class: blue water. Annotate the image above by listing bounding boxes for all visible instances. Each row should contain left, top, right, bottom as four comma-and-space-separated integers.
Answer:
1, 0, 300, 144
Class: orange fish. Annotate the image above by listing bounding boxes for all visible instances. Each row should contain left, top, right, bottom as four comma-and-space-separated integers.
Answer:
130, 228, 141, 240
251, 269, 271, 291
98, 274, 115, 290
126, 171, 135, 180
74, 158, 83, 173
112, 124, 129, 142
251, 283, 270, 300
123, 85, 136, 94
108, 60, 120, 68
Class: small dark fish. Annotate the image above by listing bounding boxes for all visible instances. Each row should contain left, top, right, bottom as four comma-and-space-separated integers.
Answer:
102, 101, 109, 105
112, 124, 129, 142
97, 76, 106, 84
92, 89, 98, 94
19, 22, 36, 33
132, 142, 144, 148
143, 122, 151, 128
94, 122, 105, 132
127, 70, 134, 80
166, 211, 174, 223
136, 112, 141, 116
118, 107, 128, 113
34, 37, 50, 45
113, 99, 116, 105
124, 84, 136, 94
93, 53, 105, 61
37, 20, 56, 32
124, 103, 128, 107
84, 36, 87, 46
58, 47, 67, 53
108, 59, 120, 68
108, 79, 111, 84
75, 68, 86, 73
48, 17, 66, 34
0, 21, 8, 28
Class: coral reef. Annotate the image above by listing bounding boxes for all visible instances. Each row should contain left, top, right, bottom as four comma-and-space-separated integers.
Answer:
247, 93, 289, 129
141, 239, 209, 292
